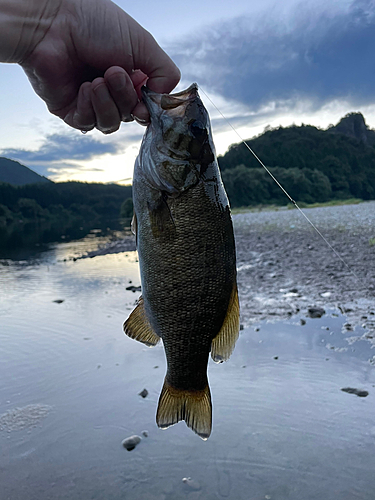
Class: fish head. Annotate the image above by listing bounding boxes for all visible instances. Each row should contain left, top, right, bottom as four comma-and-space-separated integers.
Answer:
140, 84, 215, 194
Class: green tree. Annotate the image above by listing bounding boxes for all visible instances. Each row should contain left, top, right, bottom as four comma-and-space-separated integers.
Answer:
120, 197, 133, 218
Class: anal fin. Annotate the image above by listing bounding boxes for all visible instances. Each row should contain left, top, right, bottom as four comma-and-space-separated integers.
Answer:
123, 295, 160, 347
156, 379, 212, 440
211, 282, 240, 363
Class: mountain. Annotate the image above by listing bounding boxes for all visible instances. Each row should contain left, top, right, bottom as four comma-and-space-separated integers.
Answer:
0, 157, 52, 186
328, 112, 375, 146
218, 112, 375, 207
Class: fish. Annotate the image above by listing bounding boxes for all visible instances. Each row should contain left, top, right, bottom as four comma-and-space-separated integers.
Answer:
123, 83, 239, 439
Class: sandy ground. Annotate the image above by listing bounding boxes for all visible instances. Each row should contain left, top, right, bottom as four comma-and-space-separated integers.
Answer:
84, 201, 375, 337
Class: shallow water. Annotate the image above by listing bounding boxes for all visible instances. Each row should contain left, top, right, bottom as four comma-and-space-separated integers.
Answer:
1, 238, 375, 500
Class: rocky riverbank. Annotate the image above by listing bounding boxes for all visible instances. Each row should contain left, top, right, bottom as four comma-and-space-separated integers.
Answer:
234, 201, 375, 339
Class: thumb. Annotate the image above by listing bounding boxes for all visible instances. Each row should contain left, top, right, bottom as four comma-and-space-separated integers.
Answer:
127, 18, 180, 94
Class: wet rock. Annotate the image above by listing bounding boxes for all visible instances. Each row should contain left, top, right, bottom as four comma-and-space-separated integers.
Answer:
182, 477, 201, 491
53, 299, 64, 304
126, 285, 141, 292
308, 307, 326, 318
138, 388, 148, 398
273, 356, 279, 360
341, 387, 369, 397
300, 319, 306, 325
122, 435, 142, 451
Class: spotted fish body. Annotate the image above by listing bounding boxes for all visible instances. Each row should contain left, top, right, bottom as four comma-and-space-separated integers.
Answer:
124, 84, 239, 439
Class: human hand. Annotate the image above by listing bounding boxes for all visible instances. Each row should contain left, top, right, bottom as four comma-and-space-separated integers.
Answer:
19, 0, 180, 133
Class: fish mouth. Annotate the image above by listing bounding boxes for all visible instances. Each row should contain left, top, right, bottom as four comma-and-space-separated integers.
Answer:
141, 83, 199, 115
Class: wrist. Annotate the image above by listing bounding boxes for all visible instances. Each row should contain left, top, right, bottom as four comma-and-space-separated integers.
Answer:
0, 0, 62, 63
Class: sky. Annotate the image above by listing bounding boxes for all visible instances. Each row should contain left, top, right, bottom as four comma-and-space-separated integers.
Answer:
0, 0, 375, 184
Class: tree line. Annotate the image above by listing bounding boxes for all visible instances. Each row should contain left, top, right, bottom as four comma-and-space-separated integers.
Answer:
219, 119, 375, 207
0, 181, 132, 255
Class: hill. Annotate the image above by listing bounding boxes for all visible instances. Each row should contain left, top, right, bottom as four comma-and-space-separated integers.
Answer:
329, 112, 375, 146
218, 112, 375, 207
0, 157, 52, 186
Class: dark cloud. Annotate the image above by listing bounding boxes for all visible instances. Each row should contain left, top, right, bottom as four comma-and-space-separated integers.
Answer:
0, 129, 143, 177
170, 0, 375, 112
1, 132, 118, 164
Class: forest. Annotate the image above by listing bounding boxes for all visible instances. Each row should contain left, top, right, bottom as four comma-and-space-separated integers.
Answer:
219, 113, 375, 207
0, 181, 132, 255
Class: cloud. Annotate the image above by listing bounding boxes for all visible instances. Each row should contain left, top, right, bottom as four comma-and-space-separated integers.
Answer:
169, 0, 375, 113
0, 127, 144, 178
1, 131, 117, 164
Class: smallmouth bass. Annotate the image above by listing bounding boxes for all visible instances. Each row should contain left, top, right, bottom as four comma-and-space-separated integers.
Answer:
123, 84, 239, 439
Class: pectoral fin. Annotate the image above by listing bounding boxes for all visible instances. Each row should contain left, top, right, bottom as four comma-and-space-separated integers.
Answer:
147, 194, 176, 240
131, 212, 138, 247
211, 282, 240, 363
123, 295, 160, 347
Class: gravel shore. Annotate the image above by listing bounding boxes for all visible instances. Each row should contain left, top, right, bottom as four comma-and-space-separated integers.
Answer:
234, 201, 375, 336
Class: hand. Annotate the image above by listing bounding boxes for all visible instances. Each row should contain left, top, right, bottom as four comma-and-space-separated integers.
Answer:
19, 0, 180, 133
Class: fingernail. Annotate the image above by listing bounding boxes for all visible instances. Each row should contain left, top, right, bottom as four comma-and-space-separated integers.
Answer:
93, 84, 110, 103
110, 73, 126, 92
134, 116, 149, 126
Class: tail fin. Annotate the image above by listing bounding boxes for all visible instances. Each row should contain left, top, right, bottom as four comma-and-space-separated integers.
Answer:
156, 379, 212, 440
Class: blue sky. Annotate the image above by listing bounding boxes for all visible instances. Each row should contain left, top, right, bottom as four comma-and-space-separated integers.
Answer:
0, 0, 374, 183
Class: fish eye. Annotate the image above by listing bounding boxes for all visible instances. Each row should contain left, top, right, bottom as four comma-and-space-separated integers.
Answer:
190, 120, 206, 138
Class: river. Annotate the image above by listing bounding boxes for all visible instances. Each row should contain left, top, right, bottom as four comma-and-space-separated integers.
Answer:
1, 215, 375, 500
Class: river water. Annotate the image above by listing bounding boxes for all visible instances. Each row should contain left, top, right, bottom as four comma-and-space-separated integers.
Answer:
1, 236, 375, 500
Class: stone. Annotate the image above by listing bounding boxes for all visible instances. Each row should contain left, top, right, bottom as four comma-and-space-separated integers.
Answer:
122, 435, 142, 451
308, 307, 325, 318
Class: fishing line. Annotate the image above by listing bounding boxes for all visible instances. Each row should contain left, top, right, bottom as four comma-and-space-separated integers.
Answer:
198, 85, 362, 283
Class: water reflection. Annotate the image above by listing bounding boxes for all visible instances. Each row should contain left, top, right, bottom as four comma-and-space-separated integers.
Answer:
1, 240, 375, 499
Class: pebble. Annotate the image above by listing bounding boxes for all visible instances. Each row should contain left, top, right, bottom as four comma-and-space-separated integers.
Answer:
53, 299, 64, 304
341, 387, 369, 397
182, 477, 201, 491
122, 435, 142, 451
126, 285, 141, 292
139, 388, 148, 398
308, 307, 326, 318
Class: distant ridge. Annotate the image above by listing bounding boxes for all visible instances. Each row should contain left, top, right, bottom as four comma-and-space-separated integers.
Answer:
328, 112, 375, 146
0, 157, 52, 186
